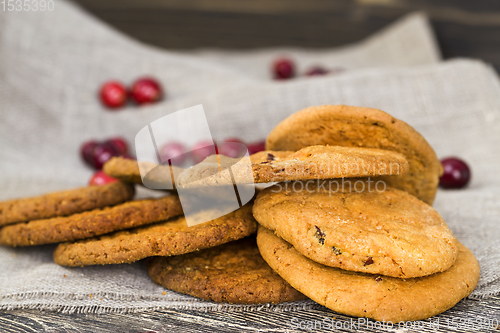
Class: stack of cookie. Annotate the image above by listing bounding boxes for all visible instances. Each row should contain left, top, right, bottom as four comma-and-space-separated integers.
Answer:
0, 159, 305, 304
148, 105, 478, 321
250, 105, 479, 322
0, 105, 479, 322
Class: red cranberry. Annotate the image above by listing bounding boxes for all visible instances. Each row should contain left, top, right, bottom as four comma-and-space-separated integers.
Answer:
246, 140, 266, 155
89, 171, 119, 186
273, 58, 295, 80
104, 137, 129, 155
191, 140, 216, 164
91, 143, 119, 169
159, 142, 187, 165
130, 77, 163, 105
439, 157, 471, 189
99, 81, 127, 109
218, 139, 246, 158
81, 140, 99, 166
305, 66, 330, 76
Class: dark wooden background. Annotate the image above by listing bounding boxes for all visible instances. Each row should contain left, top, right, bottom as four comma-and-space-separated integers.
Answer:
74, 0, 500, 70
2, 0, 500, 331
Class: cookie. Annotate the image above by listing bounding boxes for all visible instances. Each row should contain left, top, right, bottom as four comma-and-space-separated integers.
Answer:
257, 226, 479, 322
176, 145, 408, 187
0, 195, 183, 247
53, 204, 257, 267
253, 180, 458, 278
265, 105, 442, 205
0, 182, 135, 227
103, 156, 181, 189
147, 237, 306, 304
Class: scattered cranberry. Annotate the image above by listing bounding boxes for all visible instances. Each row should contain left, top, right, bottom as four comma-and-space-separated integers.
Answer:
99, 81, 127, 109
159, 142, 187, 165
191, 140, 216, 164
273, 58, 295, 80
130, 77, 163, 105
439, 157, 471, 189
305, 66, 330, 76
81, 138, 132, 169
104, 137, 129, 155
91, 143, 119, 169
80, 140, 99, 165
89, 171, 119, 186
218, 139, 246, 158
246, 140, 266, 155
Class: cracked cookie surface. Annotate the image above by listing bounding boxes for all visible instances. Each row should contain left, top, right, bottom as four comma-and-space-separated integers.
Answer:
257, 226, 479, 322
147, 237, 306, 304
265, 105, 442, 205
176, 145, 408, 187
0, 182, 134, 226
0, 195, 182, 247
54, 204, 257, 267
253, 180, 458, 278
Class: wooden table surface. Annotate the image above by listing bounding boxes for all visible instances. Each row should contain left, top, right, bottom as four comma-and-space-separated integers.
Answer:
1, 295, 499, 332
2, 0, 500, 331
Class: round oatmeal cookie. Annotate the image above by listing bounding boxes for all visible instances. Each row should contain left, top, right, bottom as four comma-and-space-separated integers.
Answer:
253, 180, 458, 278
147, 237, 306, 304
176, 145, 408, 187
265, 105, 442, 205
53, 204, 257, 267
0, 182, 135, 226
257, 226, 479, 322
0, 195, 183, 247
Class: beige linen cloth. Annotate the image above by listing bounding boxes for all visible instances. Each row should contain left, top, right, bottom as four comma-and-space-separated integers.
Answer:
0, 0, 498, 313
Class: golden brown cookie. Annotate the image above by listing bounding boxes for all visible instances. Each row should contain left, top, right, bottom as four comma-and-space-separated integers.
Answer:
103, 157, 181, 189
147, 237, 306, 304
257, 226, 479, 322
53, 204, 257, 267
266, 105, 442, 205
0, 182, 135, 227
0, 195, 183, 247
253, 180, 458, 278
176, 145, 408, 187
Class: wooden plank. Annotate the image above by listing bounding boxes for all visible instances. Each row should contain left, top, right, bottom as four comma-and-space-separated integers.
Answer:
1, 296, 499, 332
72, 0, 500, 70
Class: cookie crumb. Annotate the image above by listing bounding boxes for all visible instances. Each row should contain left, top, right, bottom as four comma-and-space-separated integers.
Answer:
63, 274, 66, 278
364, 257, 374, 266
89, 294, 93, 298
162, 291, 166, 296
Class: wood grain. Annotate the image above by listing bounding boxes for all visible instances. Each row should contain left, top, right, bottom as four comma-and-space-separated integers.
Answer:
73, 0, 500, 70
1, 296, 499, 332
